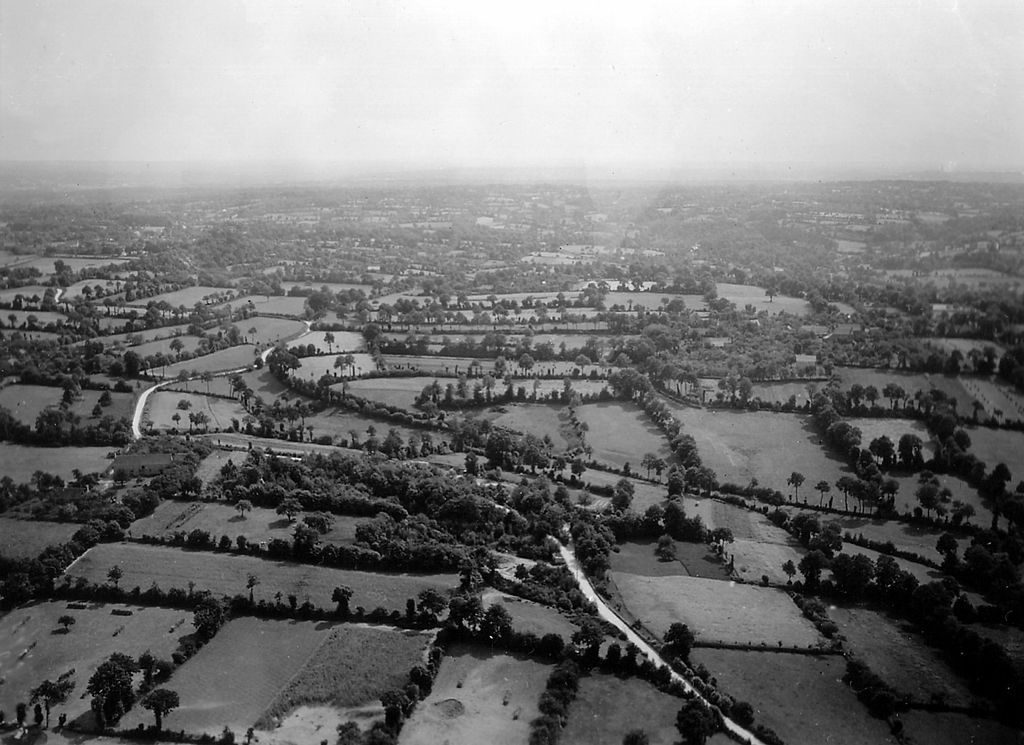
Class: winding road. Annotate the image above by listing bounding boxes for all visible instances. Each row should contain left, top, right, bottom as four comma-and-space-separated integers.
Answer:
556, 540, 765, 745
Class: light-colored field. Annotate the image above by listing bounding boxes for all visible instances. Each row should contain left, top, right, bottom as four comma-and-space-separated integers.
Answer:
830, 606, 974, 706
145, 391, 247, 432
481, 404, 572, 450
83, 323, 193, 349
0, 383, 135, 425
399, 644, 550, 745
0, 443, 113, 483
962, 426, 1024, 475
716, 282, 814, 316
838, 544, 943, 585
302, 407, 446, 450
119, 616, 329, 735
751, 381, 818, 406
296, 352, 377, 378
900, 710, 1021, 745
381, 354, 591, 377
280, 281, 373, 294
157, 346, 260, 377
695, 500, 807, 583
666, 407, 849, 496
346, 376, 434, 409
126, 286, 238, 308
609, 540, 728, 580
481, 589, 578, 639
0, 517, 81, 557
562, 673, 685, 745
603, 291, 690, 310
795, 512, 965, 564
294, 330, 365, 354
228, 295, 310, 316
888, 471, 993, 526
2, 309, 71, 327
690, 649, 897, 745
130, 501, 371, 547
13, 256, 131, 275
130, 333, 206, 359
611, 572, 822, 647
960, 377, 1024, 422
0, 601, 187, 722
68, 543, 458, 611
835, 367, 973, 412
0, 284, 51, 303
60, 278, 121, 300
846, 417, 935, 457
576, 402, 673, 470
194, 449, 245, 484
196, 432, 359, 458
197, 368, 289, 400
241, 316, 308, 346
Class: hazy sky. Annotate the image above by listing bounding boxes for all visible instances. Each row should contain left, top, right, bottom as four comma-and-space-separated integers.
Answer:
2, 0, 1022, 173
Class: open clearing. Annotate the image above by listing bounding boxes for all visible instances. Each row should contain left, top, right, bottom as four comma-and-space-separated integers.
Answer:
835, 367, 973, 413
296, 352, 377, 378
145, 391, 246, 432
690, 649, 897, 745
346, 376, 432, 409
130, 501, 371, 547
562, 673, 684, 745
0, 383, 134, 425
829, 606, 974, 706
796, 512, 965, 564
198, 368, 289, 399
609, 540, 730, 581
119, 616, 328, 735
399, 644, 550, 745
480, 404, 572, 450
960, 377, 1024, 422
228, 295, 310, 316
846, 417, 935, 456
241, 316, 308, 346
481, 589, 578, 639
158, 345, 260, 377
716, 282, 813, 316
610, 572, 822, 647
666, 406, 849, 496
576, 401, 673, 469
962, 425, 1024, 475
68, 543, 458, 611
751, 381, 818, 406
0, 443, 112, 482
0, 517, 81, 557
293, 329, 364, 353
0, 601, 187, 722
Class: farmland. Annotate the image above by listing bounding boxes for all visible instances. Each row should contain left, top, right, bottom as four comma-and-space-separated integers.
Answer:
125, 286, 239, 308
561, 673, 686, 745
0, 443, 113, 482
295, 352, 377, 378
0, 383, 135, 425
835, 367, 973, 412
144, 391, 246, 432
845, 417, 935, 456
962, 425, 1024, 472
689, 649, 897, 745
609, 572, 822, 646
130, 501, 371, 547
157, 346, 261, 377
481, 589, 578, 639
399, 644, 550, 745
0, 601, 187, 722
0, 517, 81, 557
666, 406, 849, 495
67, 543, 458, 611
576, 401, 673, 469
479, 404, 573, 450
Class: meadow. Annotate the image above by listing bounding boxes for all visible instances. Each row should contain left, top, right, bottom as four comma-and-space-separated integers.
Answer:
689, 649, 896, 745
610, 572, 822, 647
576, 401, 673, 470
561, 673, 686, 745
845, 417, 934, 456
0, 517, 82, 557
399, 644, 550, 745
0, 601, 186, 723
295, 352, 377, 378
68, 543, 458, 611
477, 404, 573, 450
480, 589, 578, 639
834, 367, 972, 412
898, 710, 1021, 745
961, 425, 1024, 474
0, 383, 135, 425
125, 286, 238, 308
157, 346, 260, 377
240, 316, 308, 346
0, 443, 113, 482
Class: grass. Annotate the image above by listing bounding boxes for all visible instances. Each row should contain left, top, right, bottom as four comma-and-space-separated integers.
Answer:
0, 443, 113, 483
665, 406, 850, 497
697, 500, 807, 583
794, 511, 965, 564
962, 425, 1024, 475
196, 432, 363, 458
68, 543, 458, 612
751, 381, 818, 406
481, 589, 578, 639
689, 649, 895, 745
227, 295, 310, 316
241, 316, 308, 346
294, 330, 365, 354
899, 711, 1021, 745
346, 377, 433, 409
257, 625, 432, 726
829, 606, 974, 707
561, 673, 684, 745
608, 572, 822, 647
157, 346, 261, 377
119, 616, 329, 734
0, 517, 81, 557
130, 334, 206, 359
399, 643, 551, 745
144, 391, 246, 432
576, 401, 673, 470
960, 377, 1024, 422
198, 368, 289, 399
835, 367, 973, 413
845, 417, 935, 456
297, 352, 377, 378
130, 501, 371, 547
481, 404, 573, 450
609, 540, 730, 580
194, 449, 245, 485
302, 406, 450, 450
0, 601, 187, 722
124, 286, 236, 308
715, 282, 812, 316
2, 310, 72, 327
0, 384, 134, 426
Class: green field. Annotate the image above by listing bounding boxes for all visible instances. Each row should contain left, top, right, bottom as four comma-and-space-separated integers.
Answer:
835, 367, 973, 412
962, 425, 1024, 476
399, 644, 550, 745
610, 572, 822, 647
0, 517, 81, 557
0, 601, 187, 723
481, 589, 578, 639
242, 316, 308, 346
125, 286, 239, 308
690, 649, 895, 745
227, 295, 310, 316
144, 391, 246, 432
0, 443, 113, 483
0, 383, 135, 425
68, 543, 458, 611
576, 401, 673, 470
157, 345, 260, 377
130, 501, 371, 547
480, 404, 573, 450
562, 673, 685, 745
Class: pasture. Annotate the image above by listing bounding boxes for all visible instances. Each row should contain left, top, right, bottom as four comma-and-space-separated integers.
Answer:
715, 282, 813, 316
666, 407, 849, 495
829, 606, 974, 706
227, 294, 309, 316
194, 448, 244, 484
130, 333, 206, 359
480, 404, 573, 450
295, 329, 364, 353
960, 377, 1024, 422
0, 443, 112, 483
199, 368, 289, 399
845, 417, 934, 456
295, 352, 377, 378
241, 316, 308, 346
481, 589, 578, 639
2, 309, 71, 328
0, 284, 51, 303
0, 517, 81, 557
689, 649, 897, 745
610, 572, 822, 647
697, 500, 806, 583
145, 391, 246, 432
0, 601, 186, 723
280, 281, 373, 294
575, 401, 673, 470
834, 367, 972, 412
125, 286, 238, 308
118, 616, 329, 735
962, 425, 1024, 475
302, 407, 447, 451
888, 471, 993, 526
561, 673, 685, 745
67, 543, 458, 611
399, 644, 550, 745
751, 380, 817, 406
0, 383, 135, 425
345, 376, 432, 409
609, 540, 729, 581
258, 625, 432, 726
797, 512, 965, 564
838, 544, 942, 585
130, 501, 371, 547
157, 346, 260, 377
899, 711, 1021, 745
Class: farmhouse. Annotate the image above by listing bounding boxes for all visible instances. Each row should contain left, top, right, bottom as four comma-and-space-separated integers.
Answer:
109, 453, 176, 477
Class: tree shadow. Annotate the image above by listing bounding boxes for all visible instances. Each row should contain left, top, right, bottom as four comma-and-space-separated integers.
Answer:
268, 518, 291, 530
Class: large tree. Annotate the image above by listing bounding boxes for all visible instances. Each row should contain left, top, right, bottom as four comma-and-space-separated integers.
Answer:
31, 677, 75, 726
141, 689, 179, 730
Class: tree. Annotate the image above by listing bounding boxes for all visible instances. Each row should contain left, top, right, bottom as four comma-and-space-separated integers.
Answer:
88, 654, 137, 727
655, 534, 677, 562
246, 574, 260, 602
417, 587, 448, 619
324, 331, 335, 353
480, 604, 514, 641
107, 565, 123, 589
276, 497, 303, 522
787, 471, 805, 501
798, 550, 829, 588
611, 478, 635, 511
332, 585, 354, 617
235, 499, 253, 519
676, 699, 718, 745
782, 559, 796, 583
58, 614, 76, 632
623, 731, 650, 745
30, 677, 75, 726
193, 597, 226, 641
141, 689, 179, 731
663, 622, 695, 660
814, 480, 831, 506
